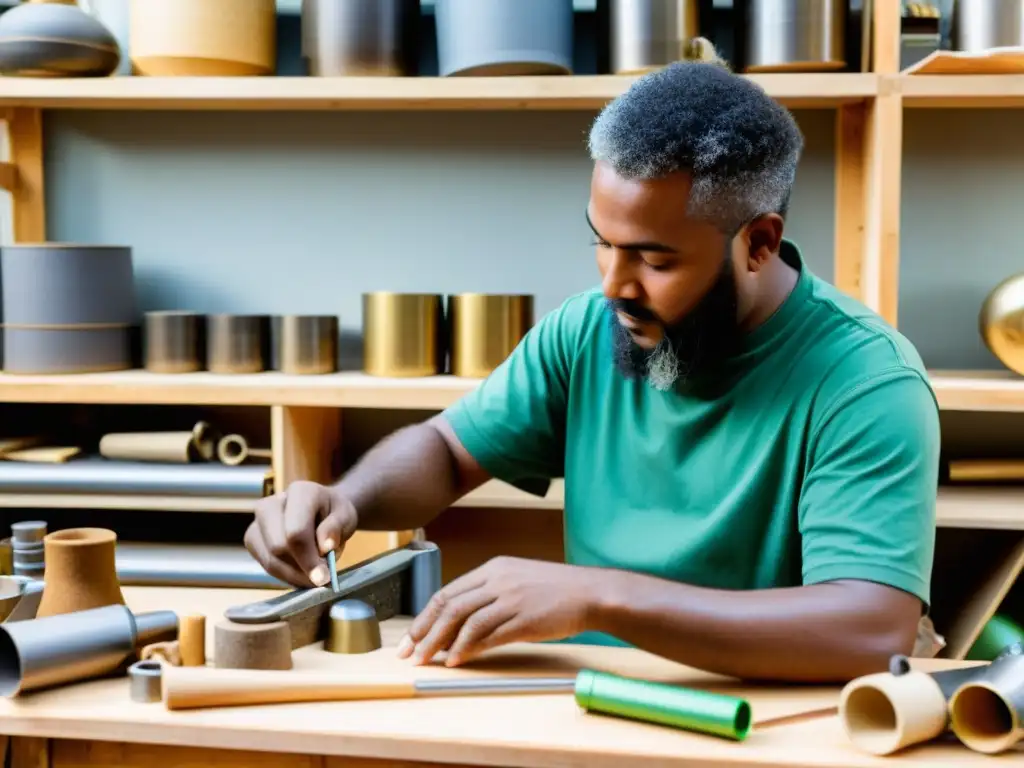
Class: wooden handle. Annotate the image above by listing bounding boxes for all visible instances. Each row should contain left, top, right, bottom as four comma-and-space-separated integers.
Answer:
161, 666, 417, 710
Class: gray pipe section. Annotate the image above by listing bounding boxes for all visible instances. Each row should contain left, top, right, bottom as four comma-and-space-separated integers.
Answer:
0, 604, 178, 697
115, 543, 289, 589
0, 458, 270, 497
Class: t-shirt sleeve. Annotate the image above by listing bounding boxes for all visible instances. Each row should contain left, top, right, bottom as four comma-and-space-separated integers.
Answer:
441, 292, 591, 486
798, 369, 940, 607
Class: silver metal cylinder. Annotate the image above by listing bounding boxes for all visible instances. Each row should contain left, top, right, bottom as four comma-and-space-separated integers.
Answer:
745, 0, 846, 72
128, 660, 163, 703
951, 0, 1024, 52
301, 0, 417, 76
608, 0, 701, 75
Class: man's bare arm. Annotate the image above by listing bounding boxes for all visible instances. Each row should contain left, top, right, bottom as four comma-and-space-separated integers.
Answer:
591, 571, 921, 682
332, 414, 491, 532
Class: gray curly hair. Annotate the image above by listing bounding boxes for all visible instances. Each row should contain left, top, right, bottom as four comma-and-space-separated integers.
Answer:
588, 62, 805, 234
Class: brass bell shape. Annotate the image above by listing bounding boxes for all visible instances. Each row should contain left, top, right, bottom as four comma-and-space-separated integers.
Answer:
980, 274, 1024, 375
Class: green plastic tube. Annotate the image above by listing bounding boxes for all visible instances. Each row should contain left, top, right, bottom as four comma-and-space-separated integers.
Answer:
967, 614, 1024, 662
574, 669, 752, 741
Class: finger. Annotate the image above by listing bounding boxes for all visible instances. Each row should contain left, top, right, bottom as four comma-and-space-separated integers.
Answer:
253, 493, 306, 579
282, 482, 332, 586
244, 521, 310, 587
409, 586, 497, 666
446, 614, 536, 667
444, 604, 518, 667
315, 493, 358, 556
406, 572, 487, 647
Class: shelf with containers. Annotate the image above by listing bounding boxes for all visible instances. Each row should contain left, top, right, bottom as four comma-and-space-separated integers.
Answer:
0, 0, 1020, 661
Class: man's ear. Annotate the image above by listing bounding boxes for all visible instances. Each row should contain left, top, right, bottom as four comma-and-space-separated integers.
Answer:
743, 214, 784, 271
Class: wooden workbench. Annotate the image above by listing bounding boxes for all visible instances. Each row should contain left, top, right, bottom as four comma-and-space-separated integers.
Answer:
0, 586, 1015, 768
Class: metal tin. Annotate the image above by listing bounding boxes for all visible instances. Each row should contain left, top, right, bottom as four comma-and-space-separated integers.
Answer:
0, 244, 135, 326
362, 292, 444, 377
272, 315, 338, 375
301, 0, 419, 76
144, 311, 205, 373
206, 314, 270, 374
606, 0, 701, 75
447, 293, 533, 378
745, 0, 846, 72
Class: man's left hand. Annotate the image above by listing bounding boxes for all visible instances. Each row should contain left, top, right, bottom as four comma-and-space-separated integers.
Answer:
396, 556, 601, 667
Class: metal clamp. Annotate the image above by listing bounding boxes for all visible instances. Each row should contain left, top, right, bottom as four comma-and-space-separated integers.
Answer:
128, 660, 163, 703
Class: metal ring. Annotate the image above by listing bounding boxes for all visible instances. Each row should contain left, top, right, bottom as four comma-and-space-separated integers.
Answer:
128, 660, 163, 703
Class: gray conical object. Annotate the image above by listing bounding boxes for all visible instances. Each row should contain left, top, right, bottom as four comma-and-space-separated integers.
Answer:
0, 0, 121, 77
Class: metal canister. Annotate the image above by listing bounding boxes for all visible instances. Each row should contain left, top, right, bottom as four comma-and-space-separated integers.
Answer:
362, 292, 444, 377
301, 0, 419, 76
606, 0, 701, 75
951, 0, 1024, 52
447, 293, 533, 378
745, 0, 847, 72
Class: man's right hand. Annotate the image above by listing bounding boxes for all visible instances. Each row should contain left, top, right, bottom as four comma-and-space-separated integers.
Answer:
244, 480, 358, 588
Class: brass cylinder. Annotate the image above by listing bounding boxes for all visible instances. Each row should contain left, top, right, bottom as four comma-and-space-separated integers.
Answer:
273, 315, 338, 375
447, 293, 533, 378
144, 311, 205, 373
206, 314, 270, 374
980, 273, 1024, 376
362, 292, 444, 377
325, 599, 382, 654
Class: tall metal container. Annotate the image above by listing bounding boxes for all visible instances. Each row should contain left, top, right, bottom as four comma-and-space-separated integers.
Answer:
604, 0, 701, 75
951, 0, 1024, 52
301, 0, 419, 76
745, 0, 847, 72
434, 0, 574, 77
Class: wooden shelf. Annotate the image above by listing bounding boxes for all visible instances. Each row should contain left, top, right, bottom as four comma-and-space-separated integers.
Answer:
0, 370, 479, 408
452, 479, 1024, 533
0, 73, 878, 111
2, 369, 1024, 413
928, 369, 1024, 412
936, 486, 1024, 531
897, 74, 1024, 108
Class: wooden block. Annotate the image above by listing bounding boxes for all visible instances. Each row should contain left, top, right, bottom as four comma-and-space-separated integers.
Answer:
178, 614, 206, 667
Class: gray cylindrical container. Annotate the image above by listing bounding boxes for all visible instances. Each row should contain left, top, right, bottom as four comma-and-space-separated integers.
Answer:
301, 0, 419, 76
607, 0, 701, 75
745, 0, 846, 72
951, 0, 1024, 52
435, 0, 574, 76
2, 326, 133, 374
0, 244, 135, 326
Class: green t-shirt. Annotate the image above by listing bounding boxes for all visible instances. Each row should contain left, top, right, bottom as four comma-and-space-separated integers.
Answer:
443, 240, 940, 646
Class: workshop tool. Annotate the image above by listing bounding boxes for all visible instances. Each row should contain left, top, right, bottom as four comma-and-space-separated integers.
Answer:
327, 549, 340, 593
0, 604, 178, 696
158, 664, 752, 740
224, 541, 440, 649
324, 599, 381, 654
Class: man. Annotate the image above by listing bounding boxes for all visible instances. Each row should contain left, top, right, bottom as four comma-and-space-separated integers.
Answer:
246, 62, 940, 683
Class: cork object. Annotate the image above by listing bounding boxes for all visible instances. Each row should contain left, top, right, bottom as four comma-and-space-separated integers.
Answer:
179, 614, 207, 667
214, 619, 292, 670
141, 640, 182, 666
35, 528, 125, 618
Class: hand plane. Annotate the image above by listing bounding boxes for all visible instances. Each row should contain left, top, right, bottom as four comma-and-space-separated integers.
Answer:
223, 541, 440, 649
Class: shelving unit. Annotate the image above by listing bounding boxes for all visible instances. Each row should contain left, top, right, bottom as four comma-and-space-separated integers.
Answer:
0, 0, 1022, 660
